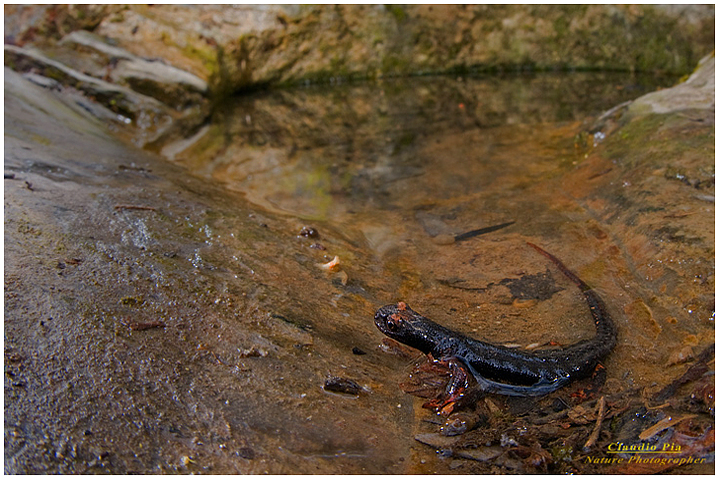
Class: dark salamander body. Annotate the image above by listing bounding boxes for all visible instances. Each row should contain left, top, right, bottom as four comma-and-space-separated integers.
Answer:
375, 243, 616, 396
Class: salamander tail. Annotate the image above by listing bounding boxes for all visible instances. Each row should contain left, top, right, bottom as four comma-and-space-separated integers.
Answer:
526, 242, 591, 292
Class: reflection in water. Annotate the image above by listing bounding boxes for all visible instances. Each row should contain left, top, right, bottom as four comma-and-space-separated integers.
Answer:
169, 72, 673, 224
169, 72, 675, 266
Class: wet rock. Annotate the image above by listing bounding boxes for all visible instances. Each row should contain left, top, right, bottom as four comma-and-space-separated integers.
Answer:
237, 447, 256, 460
440, 409, 485, 436
237, 346, 269, 358
4, 67, 410, 475
564, 56, 715, 382
690, 381, 714, 415
21, 71, 61, 90
416, 211, 455, 238
5, 5, 714, 96
415, 433, 504, 462
58, 30, 208, 111
627, 53, 715, 116
298, 226, 319, 238
215, 5, 714, 90
414, 432, 457, 449
432, 234, 456, 246
665, 345, 695, 367
4, 44, 174, 144
499, 270, 562, 301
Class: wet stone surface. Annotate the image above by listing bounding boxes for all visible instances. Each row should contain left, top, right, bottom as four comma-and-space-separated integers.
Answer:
4, 68, 413, 474
5, 59, 714, 474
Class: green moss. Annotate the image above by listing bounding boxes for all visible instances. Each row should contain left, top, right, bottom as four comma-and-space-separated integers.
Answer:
202, 4, 710, 99
552, 16, 571, 38
384, 5, 407, 23
177, 124, 225, 169
181, 42, 217, 76
381, 53, 411, 76
159, 31, 173, 47
600, 112, 714, 186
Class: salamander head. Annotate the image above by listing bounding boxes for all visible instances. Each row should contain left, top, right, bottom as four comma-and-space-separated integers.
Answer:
374, 301, 436, 353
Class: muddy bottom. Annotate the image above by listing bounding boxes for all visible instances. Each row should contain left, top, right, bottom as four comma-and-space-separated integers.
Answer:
5, 68, 713, 474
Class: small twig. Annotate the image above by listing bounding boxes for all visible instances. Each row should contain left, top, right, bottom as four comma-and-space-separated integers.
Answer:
638, 414, 697, 441
645, 400, 671, 410
588, 168, 613, 180
454, 220, 515, 242
663, 212, 693, 219
128, 321, 166, 331
583, 395, 607, 451
114, 205, 157, 211
532, 408, 570, 425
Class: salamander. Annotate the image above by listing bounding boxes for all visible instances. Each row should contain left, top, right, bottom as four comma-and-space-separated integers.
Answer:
374, 242, 616, 397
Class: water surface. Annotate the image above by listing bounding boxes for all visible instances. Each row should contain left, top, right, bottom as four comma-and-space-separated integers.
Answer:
160, 71, 713, 473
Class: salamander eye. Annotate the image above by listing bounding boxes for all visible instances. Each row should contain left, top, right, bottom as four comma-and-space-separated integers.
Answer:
386, 313, 403, 332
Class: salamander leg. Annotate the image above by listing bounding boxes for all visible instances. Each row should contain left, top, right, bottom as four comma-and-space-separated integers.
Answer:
423, 357, 470, 415
402, 355, 477, 416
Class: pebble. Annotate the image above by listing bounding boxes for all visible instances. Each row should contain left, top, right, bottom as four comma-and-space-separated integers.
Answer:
323, 376, 362, 395
665, 345, 694, 366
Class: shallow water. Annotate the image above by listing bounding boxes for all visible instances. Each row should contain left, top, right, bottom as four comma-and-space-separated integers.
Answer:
156, 72, 713, 473
169, 72, 695, 343
171, 72, 674, 222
